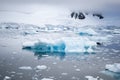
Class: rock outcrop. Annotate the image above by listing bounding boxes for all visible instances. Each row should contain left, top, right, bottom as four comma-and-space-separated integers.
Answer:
71, 12, 85, 20
71, 11, 104, 20
93, 13, 104, 19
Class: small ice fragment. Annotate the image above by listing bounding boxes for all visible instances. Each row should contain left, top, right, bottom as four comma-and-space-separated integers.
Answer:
11, 75, 15, 77
61, 73, 68, 75
53, 62, 57, 65
85, 76, 103, 80
72, 76, 76, 79
12, 52, 17, 54
73, 65, 77, 68
4, 76, 11, 80
16, 73, 23, 75
10, 71, 16, 74
19, 66, 32, 70
42, 55, 49, 57
75, 69, 80, 71
41, 78, 54, 80
36, 65, 47, 70
105, 63, 120, 73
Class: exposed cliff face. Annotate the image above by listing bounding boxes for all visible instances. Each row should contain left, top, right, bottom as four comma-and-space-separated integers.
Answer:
93, 13, 104, 19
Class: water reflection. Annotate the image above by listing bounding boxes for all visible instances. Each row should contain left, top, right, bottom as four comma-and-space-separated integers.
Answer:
34, 52, 66, 60
22, 47, 95, 60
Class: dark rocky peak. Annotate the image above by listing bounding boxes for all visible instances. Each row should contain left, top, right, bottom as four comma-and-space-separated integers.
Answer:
71, 12, 85, 20
70, 11, 104, 20
93, 13, 104, 19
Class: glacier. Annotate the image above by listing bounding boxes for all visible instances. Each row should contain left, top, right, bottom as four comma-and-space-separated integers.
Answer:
22, 37, 96, 53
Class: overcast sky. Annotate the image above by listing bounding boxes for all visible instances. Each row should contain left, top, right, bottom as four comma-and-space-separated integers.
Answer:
0, 0, 120, 10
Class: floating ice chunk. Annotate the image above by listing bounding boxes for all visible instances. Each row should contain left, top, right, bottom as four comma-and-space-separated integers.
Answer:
105, 63, 120, 73
23, 41, 65, 53
41, 78, 54, 80
61, 73, 68, 75
10, 71, 16, 74
3, 76, 11, 80
63, 37, 96, 52
53, 62, 57, 65
85, 76, 103, 80
22, 41, 38, 49
19, 66, 32, 70
101, 70, 120, 79
75, 69, 80, 71
12, 51, 17, 54
36, 65, 47, 70
22, 36, 97, 53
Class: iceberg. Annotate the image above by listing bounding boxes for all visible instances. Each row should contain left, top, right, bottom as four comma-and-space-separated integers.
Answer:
23, 40, 66, 53
105, 63, 120, 73
22, 36, 96, 53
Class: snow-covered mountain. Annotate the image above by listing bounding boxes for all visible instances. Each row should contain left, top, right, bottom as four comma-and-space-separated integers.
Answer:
0, 3, 120, 26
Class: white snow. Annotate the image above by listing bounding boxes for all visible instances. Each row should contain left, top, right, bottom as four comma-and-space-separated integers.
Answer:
3, 76, 11, 80
41, 78, 54, 80
19, 66, 32, 70
22, 40, 38, 48
85, 76, 103, 80
105, 63, 120, 73
36, 65, 47, 70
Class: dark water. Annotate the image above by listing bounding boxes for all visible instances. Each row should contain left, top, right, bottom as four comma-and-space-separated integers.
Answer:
0, 25, 120, 80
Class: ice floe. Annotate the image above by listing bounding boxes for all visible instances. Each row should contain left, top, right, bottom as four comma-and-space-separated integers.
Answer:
3, 76, 11, 80
105, 63, 120, 73
101, 70, 120, 79
35, 65, 47, 70
85, 76, 103, 80
75, 69, 80, 71
61, 73, 68, 75
19, 66, 32, 70
41, 78, 54, 80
